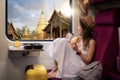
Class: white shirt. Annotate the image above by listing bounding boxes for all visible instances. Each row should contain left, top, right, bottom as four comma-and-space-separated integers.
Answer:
62, 39, 88, 78
47, 38, 88, 78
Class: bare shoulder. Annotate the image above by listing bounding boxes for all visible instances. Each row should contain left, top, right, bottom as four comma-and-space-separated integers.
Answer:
89, 39, 96, 46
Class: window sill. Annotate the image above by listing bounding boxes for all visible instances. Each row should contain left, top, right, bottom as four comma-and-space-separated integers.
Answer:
8, 46, 44, 58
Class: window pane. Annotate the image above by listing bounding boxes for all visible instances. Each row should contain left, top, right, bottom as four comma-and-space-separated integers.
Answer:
6, 0, 73, 41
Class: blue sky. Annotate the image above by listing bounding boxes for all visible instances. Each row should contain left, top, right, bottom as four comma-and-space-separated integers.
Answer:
8, 0, 70, 32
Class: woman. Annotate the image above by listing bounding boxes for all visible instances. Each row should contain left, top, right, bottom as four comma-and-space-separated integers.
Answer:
71, 15, 95, 65
48, 16, 96, 80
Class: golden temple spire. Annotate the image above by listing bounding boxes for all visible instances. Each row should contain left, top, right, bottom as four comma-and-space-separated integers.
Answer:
35, 8, 47, 40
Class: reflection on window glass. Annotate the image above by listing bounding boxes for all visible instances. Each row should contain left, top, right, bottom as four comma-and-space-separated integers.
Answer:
7, 0, 72, 41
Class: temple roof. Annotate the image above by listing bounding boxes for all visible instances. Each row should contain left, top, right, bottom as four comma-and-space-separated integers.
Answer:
43, 10, 70, 32
35, 9, 47, 33
49, 10, 70, 24
7, 22, 20, 39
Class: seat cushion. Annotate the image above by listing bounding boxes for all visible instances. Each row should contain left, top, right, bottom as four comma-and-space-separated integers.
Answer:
111, 72, 120, 80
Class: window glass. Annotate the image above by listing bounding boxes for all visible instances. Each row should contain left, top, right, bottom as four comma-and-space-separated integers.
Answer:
6, 0, 73, 41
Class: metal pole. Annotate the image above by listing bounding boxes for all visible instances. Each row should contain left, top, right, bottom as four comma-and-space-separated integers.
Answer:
60, 18, 62, 38
70, 0, 73, 33
50, 23, 53, 39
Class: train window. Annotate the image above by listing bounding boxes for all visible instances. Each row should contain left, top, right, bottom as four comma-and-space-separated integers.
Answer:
6, 0, 73, 41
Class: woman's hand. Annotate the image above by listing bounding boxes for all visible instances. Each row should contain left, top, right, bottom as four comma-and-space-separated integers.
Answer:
71, 43, 81, 55
71, 43, 79, 52
71, 37, 80, 44
47, 60, 58, 78
47, 70, 57, 78
71, 37, 80, 51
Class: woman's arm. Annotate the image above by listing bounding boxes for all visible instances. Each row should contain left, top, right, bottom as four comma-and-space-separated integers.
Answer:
52, 60, 58, 72
79, 39, 96, 64
47, 60, 58, 78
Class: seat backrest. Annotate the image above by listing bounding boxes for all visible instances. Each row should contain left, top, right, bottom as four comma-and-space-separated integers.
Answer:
90, 0, 106, 4
93, 8, 120, 78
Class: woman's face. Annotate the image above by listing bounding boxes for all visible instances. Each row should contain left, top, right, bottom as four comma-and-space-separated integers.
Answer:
78, 26, 83, 35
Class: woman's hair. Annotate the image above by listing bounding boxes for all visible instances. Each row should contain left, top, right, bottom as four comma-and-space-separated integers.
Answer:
80, 20, 93, 49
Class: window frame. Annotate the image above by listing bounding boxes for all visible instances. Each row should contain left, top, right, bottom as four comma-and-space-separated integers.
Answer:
6, 0, 73, 42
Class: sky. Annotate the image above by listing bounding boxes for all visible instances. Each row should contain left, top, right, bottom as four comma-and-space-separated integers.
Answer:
7, 0, 70, 32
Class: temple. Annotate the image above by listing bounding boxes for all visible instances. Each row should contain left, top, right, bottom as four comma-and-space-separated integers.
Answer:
43, 10, 70, 40
7, 22, 20, 40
